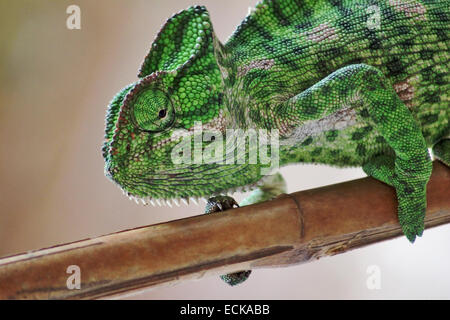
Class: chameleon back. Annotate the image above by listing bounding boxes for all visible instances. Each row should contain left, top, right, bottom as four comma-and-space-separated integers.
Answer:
223, 0, 449, 162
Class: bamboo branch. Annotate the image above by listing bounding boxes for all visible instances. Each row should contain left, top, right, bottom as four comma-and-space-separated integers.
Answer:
0, 162, 448, 300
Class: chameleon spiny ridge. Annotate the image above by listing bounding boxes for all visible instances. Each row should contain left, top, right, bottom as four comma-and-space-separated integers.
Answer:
103, 0, 450, 284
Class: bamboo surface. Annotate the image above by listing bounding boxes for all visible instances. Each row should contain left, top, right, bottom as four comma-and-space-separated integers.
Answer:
0, 161, 448, 299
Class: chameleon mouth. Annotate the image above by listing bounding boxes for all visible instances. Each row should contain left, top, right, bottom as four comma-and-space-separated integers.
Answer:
120, 177, 270, 207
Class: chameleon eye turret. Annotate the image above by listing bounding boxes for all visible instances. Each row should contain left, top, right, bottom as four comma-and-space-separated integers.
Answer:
131, 88, 174, 132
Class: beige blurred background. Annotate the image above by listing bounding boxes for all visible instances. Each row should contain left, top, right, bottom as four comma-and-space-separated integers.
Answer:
0, 0, 449, 299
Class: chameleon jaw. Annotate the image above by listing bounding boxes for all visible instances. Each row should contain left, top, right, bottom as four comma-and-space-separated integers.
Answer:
120, 178, 267, 207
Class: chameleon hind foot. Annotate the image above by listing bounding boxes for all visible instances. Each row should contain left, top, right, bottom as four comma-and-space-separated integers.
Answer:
204, 195, 252, 286
433, 139, 450, 167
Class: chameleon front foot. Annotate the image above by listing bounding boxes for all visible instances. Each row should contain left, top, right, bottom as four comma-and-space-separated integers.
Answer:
204, 196, 252, 286
204, 195, 239, 214
363, 154, 430, 243
220, 271, 252, 287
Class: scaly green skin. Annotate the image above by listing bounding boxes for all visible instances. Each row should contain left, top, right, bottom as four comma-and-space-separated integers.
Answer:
103, 0, 450, 244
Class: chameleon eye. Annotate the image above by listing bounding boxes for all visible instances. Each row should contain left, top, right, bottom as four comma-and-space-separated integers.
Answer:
158, 109, 167, 119
132, 88, 174, 132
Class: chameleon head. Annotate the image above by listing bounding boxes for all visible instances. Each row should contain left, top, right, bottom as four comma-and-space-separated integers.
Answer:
102, 6, 264, 205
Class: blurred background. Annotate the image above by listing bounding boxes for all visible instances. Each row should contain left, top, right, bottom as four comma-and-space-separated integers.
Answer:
0, 0, 449, 299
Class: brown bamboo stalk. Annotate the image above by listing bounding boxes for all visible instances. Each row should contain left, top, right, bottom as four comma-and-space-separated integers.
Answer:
0, 162, 448, 300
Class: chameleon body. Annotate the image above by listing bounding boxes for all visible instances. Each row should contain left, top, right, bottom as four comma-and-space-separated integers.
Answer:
103, 0, 450, 246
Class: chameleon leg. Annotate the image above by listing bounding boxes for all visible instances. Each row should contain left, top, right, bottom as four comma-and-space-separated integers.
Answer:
362, 155, 395, 185
204, 195, 251, 286
279, 64, 432, 242
204, 173, 287, 286
432, 138, 450, 167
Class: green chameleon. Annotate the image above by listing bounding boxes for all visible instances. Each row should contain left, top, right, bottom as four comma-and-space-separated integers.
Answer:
103, 0, 449, 285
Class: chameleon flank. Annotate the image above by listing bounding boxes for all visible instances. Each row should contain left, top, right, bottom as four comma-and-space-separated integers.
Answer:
103, 0, 449, 244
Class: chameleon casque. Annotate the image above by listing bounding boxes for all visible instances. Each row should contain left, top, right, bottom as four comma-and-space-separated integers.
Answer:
103, 0, 449, 284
